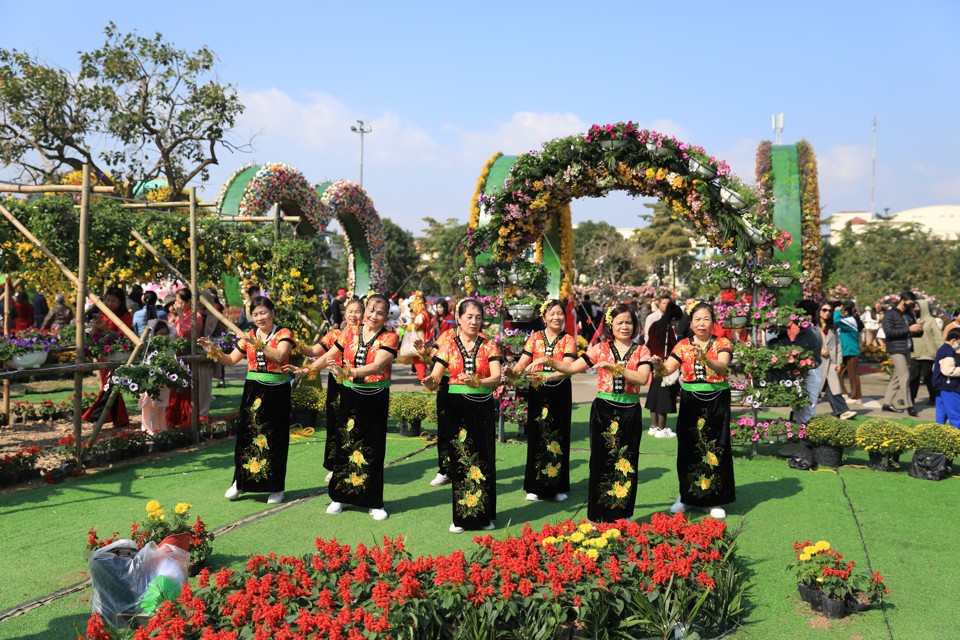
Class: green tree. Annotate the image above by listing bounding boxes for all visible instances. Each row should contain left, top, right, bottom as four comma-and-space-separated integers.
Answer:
632, 202, 695, 290
824, 222, 960, 304
0, 22, 246, 199
381, 218, 422, 297
417, 217, 468, 296
572, 220, 645, 285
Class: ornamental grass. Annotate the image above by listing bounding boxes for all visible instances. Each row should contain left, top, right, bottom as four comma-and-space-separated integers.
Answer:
80, 513, 747, 640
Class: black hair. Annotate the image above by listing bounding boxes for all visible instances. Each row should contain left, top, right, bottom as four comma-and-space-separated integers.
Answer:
819, 301, 836, 331
541, 299, 564, 315
689, 302, 716, 323
345, 297, 365, 311
947, 328, 960, 342
602, 303, 638, 340
436, 298, 451, 317
652, 301, 683, 345
899, 291, 917, 303
14, 291, 28, 305
249, 295, 274, 313
841, 300, 857, 316
458, 298, 484, 323
143, 290, 159, 321
365, 293, 390, 316
104, 286, 129, 315
247, 285, 260, 297
175, 288, 192, 302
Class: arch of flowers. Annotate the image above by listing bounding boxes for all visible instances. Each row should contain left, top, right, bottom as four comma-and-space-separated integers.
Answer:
470, 122, 789, 298
218, 164, 387, 295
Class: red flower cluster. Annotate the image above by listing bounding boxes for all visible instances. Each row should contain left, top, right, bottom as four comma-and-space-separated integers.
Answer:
81, 514, 744, 639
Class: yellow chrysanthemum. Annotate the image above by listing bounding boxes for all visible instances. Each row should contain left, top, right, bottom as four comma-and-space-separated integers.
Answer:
145, 500, 161, 514
803, 545, 817, 555
612, 482, 630, 499
603, 529, 621, 540
585, 549, 600, 560
149, 510, 165, 522
246, 458, 263, 474
705, 451, 719, 467
592, 536, 608, 548
174, 503, 191, 515
253, 434, 268, 449
468, 465, 485, 482
799, 553, 811, 561
814, 540, 831, 551
570, 532, 586, 542
541, 536, 558, 547
350, 450, 366, 465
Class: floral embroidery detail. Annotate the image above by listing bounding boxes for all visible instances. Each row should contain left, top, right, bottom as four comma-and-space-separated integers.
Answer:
599, 412, 635, 508
687, 414, 722, 498
452, 427, 488, 517
535, 405, 563, 484
241, 397, 270, 481
336, 416, 370, 495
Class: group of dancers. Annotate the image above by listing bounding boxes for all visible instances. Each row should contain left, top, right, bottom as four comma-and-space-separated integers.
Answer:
199, 293, 737, 532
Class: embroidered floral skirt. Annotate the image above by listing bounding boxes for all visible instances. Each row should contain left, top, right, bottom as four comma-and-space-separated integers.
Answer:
329, 386, 389, 509
435, 377, 451, 475
233, 379, 291, 493
448, 392, 497, 530
676, 388, 735, 508
323, 372, 340, 471
524, 378, 572, 498
588, 397, 643, 523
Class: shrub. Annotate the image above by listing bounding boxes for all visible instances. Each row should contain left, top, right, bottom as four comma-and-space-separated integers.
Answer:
805, 416, 857, 448
855, 418, 912, 456
909, 423, 960, 458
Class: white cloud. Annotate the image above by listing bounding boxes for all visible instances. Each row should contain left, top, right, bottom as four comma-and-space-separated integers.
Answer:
818, 144, 871, 183
446, 111, 587, 162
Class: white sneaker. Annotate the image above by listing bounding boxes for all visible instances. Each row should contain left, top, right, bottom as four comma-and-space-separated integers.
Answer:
429, 473, 451, 487
655, 429, 668, 439
449, 523, 464, 534
670, 498, 686, 513
525, 493, 540, 501
324, 471, 333, 482
267, 492, 284, 504
709, 507, 727, 519
662, 428, 677, 438
326, 501, 344, 515
369, 508, 388, 521
554, 492, 568, 502
839, 410, 857, 421
481, 521, 495, 531
647, 427, 659, 436
224, 482, 241, 500
848, 398, 862, 405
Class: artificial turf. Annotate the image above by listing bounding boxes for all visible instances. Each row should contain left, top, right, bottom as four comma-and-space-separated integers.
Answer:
2, 401, 958, 639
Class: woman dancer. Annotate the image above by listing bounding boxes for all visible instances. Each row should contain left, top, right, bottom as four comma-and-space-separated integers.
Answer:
423, 299, 502, 533
534, 303, 651, 523
509, 299, 577, 502
200, 296, 295, 504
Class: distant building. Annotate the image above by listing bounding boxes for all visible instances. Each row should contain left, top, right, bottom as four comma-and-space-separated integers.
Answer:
824, 206, 960, 244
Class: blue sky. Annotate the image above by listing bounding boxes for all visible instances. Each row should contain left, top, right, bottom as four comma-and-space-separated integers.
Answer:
4, 1, 959, 233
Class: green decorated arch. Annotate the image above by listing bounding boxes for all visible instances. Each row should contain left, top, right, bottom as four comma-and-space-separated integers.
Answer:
217, 164, 387, 295
469, 122, 790, 297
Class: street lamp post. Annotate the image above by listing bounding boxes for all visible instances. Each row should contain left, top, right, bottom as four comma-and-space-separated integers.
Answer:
350, 119, 372, 187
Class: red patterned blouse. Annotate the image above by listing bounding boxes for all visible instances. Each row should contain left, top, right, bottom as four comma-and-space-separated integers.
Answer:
237, 327, 295, 373
434, 335, 502, 379
585, 341, 651, 395
669, 337, 733, 384
334, 324, 399, 383
522, 331, 577, 372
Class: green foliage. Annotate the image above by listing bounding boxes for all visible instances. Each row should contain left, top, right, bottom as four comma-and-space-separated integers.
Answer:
632, 201, 695, 289
388, 392, 437, 423
381, 218, 422, 296
0, 22, 246, 199
573, 220, 645, 285
417, 217, 468, 296
804, 415, 857, 448
909, 423, 960, 458
855, 418, 913, 455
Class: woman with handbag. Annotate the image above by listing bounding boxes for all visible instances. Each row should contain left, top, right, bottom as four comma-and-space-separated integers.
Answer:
509, 299, 578, 502
645, 301, 683, 438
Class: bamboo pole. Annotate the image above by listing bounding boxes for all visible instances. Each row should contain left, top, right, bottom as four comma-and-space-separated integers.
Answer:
0, 201, 142, 346
0, 184, 114, 194
130, 230, 244, 336
189, 187, 199, 443
73, 165, 91, 461
3, 276, 9, 427
82, 327, 152, 466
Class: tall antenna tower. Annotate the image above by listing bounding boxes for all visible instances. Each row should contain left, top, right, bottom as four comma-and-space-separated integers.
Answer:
772, 113, 785, 145
871, 112, 878, 215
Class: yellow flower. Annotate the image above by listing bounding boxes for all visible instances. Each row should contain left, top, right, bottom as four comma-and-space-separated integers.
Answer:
814, 540, 831, 551
350, 450, 366, 465
585, 549, 600, 560
290, 267, 301, 278
570, 532, 585, 542
541, 407, 549, 420
254, 434, 268, 449
349, 472, 365, 486
611, 482, 630, 499
578, 522, 595, 534
592, 536, 608, 548
464, 492, 480, 508
547, 441, 562, 455
609, 420, 619, 434
615, 458, 634, 474
468, 465, 485, 482
705, 451, 719, 467
145, 500, 161, 514
803, 545, 817, 555
799, 553, 811, 561
458, 428, 468, 442
246, 458, 263, 474
699, 475, 712, 491
252, 398, 262, 411
346, 418, 356, 431
149, 510, 165, 522
541, 536, 558, 547
174, 503, 191, 515
544, 463, 559, 478
603, 529, 621, 540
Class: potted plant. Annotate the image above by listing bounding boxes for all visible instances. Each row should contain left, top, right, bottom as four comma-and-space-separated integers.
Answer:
389, 392, 436, 436
105, 351, 191, 400
505, 295, 542, 322
716, 300, 751, 328
86, 330, 134, 362
685, 147, 718, 179
755, 260, 802, 289
0, 329, 59, 369
804, 416, 857, 468
497, 327, 532, 359
729, 378, 748, 405
762, 305, 812, 332
855, 418, 912, 471
907, 423, 960, 480
789, 539, 881, 619
291, 379, 326, 430
87, 499, 215, 569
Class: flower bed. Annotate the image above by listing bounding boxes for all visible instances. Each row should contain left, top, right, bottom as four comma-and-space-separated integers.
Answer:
81, 513, 747, 639
790, 539, 888, 618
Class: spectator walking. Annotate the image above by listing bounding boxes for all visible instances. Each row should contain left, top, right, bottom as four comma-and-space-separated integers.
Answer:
881, 291, 923, 417
40, 293, 75, 331
910, 298, 940, 406
835, 301, 863, 404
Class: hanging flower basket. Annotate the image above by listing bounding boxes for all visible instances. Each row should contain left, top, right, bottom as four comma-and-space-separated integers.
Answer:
742, 219, 767, 244
688, 158, 717, 180
8, 350, 48, 370
107, 350, 130, 363
598, 139, 627, 151
645, 142, 673, 158
507, 304, 538, 322
723, 315, 748, 328
719, 186, 748, 210
766, 275, 794, 288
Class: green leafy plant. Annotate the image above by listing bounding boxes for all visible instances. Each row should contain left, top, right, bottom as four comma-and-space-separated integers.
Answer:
909, 423, 960, 458
804, 416, 858, 448
291, 380, 326, 411
85, 330, 134, 361
107, 350, 191, 399
856, 418, 912, 457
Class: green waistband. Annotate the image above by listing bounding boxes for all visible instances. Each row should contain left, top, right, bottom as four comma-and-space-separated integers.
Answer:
448, 384, 492, 395
342, 380, 391, 389
246, 371, 290, 383
597, 392, 641, 404
680, 381, 730, 392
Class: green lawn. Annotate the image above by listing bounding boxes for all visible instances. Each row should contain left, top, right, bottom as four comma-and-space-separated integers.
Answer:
1, 400, 958, 639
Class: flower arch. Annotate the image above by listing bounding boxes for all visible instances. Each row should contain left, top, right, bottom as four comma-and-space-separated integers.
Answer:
218, 165, 387, 295
471, 122, 788, 297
